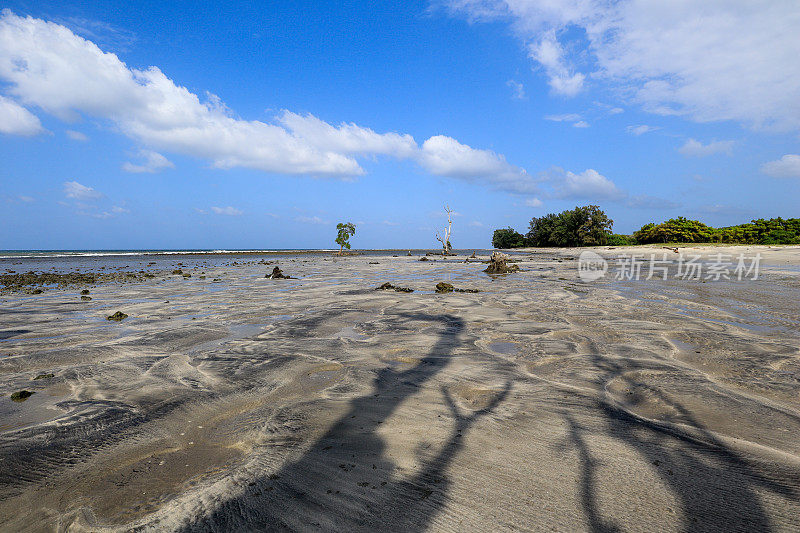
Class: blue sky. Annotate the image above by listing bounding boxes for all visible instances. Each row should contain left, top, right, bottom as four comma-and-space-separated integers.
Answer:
1, 1, 799, 249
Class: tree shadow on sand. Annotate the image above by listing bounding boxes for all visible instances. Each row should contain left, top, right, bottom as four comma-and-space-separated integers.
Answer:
556, 341, 800, 533
181, 312, 511, 532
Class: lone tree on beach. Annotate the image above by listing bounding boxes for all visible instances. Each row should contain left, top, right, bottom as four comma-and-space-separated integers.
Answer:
435, 205, 454, 255
335, 222, 356, 255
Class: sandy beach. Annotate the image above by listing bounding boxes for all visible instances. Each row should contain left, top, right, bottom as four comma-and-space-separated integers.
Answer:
1, 245, 799, 532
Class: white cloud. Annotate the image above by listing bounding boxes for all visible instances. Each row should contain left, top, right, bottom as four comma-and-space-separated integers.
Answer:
524, 197, 543, 207
0, 94, 44, 135
528, 30, 585, 96
417, 135, 534, 194
445, 0, 800, 131
0, 10, 527, 185
381, 220, 399, 226
544, 168, 624, 200
18, 195, 34, 202
761, 154, 800, 179
626, 124, 659, 136
544, 113, 581, 122
678, 138, 734, 157
506, 79, 526, 99
63, 181, 102, 200
211, 206, 243, 216
468, 220, 484, 227
545, 113, 587, 128
65, 129, 88, 141
295, 215, 328, 225
111, 205, 129, 214
122, 149, 175, 173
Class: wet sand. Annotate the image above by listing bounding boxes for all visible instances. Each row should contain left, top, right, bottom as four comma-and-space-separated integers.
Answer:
1, 246, 799, 531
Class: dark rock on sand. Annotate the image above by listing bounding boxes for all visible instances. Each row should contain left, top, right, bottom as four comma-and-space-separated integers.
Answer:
33, 373, 54, 380
80, 289, 90, 295
484, 252, 520, 274
172, 269, 183, 275
267, 267, 292, 279
107, 311, 128, 321
419, 257, 429, 261
435, 282, 479, 294
435, 282, 454, 293
375, 282, 413, 293
81, 295, 92, 301
11, 390, 34, 402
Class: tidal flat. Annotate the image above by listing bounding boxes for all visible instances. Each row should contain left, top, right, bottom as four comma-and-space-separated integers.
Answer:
1, 246, 799, 532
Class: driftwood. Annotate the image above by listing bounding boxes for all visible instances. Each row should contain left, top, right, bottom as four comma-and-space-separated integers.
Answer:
662, 246, 679, 254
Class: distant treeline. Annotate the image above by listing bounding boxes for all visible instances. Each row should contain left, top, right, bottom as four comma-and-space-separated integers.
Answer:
492, 206, 800, 248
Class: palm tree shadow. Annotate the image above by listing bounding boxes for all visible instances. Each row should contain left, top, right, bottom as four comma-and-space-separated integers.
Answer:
181, 312, 511, 532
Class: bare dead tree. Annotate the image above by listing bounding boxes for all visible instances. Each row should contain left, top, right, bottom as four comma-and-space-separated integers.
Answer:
435, 204, 453, 255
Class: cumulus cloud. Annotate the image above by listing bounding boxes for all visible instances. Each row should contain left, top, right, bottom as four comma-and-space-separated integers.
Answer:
417, 135, 533, 194
0, 95, 44, 135
122, 149, 175, 173
211, 206, 243, 216
554, 168, 625, 200
678, 139, 734, 157
65, 129, 88, 141
524, 197, 543, 207
445, 0, 800, 131
761, 154, 800, 179
63, 181, 102, 200
0, 10, 527, 186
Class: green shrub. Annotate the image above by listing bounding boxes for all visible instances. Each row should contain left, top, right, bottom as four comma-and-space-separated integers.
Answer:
491, 227, 526, 248
607, 233, 637, 246
526, 205, 613, 247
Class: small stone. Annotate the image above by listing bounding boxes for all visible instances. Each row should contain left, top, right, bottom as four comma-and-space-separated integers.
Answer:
81, 295, 92, 301
11, 390, 34, 402
33, 373, 54, 380
80, 289, 90, 295
107, 311, 128, 321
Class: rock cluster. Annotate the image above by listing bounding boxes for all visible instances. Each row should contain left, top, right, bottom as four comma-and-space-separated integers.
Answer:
435, 282, 479, 293
376, 282, 413, 293
484, 252, 520, 274
267, 267, 292, 279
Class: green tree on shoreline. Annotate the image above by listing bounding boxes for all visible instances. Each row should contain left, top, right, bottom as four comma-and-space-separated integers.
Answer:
335, 222, 356, 255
